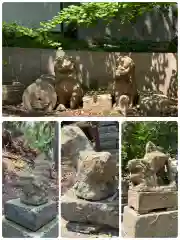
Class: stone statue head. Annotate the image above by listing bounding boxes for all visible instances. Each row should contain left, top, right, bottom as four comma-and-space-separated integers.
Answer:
115, 56, 135, 78
127, 142, 176, 190
54, 55, 76, 74
127, 158, 150, 186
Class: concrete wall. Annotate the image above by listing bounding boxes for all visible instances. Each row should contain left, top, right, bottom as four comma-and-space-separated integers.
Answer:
3, 47, 177, 98
2, 2, 61, 31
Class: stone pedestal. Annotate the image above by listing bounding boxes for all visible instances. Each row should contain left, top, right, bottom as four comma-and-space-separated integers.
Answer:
122, 190, 178, 238
128, 190, 178, 214
122, 206, 178, 238
83, 94, 112, 112
2, 198, 59, 238
61, 189, 119, 229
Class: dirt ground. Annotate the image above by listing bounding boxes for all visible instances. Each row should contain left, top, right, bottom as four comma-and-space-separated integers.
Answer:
3, 104, 121, 117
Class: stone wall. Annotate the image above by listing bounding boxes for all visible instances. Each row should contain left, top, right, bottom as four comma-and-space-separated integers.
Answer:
3, 47, 177, 98
98, 121, 119, 161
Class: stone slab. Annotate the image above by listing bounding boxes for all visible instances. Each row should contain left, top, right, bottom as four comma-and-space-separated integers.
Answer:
4, 198, 57, 231
99, 141, 118, 150
99, 132, 118, 139
122, 206, 178, 238
61, 189, 119, 229
128, 190, 178, 214
61, 218, 119, 238
98, 121, 118, 127
66, 221, 102, 234
83, 94, 112, 111
2, 215, 59, 238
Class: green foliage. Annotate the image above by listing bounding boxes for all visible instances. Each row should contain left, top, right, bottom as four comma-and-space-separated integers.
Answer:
3, 121, 55, 154
3, 21, 62, 49
122, 121, 178, 172
2, 2, 177, 51
40, 3, 176, 30
21, 122, 55, 154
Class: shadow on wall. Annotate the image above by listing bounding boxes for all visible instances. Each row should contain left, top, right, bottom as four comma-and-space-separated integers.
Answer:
130, 52, 177, 99
60, 50, 177, 98
2, 48, 177, 99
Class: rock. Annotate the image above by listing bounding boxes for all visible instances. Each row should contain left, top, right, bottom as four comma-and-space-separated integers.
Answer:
61, 189, 119, 229
74, 151, 117, 201
61, 125, 93, 169
66, 222, 102, 234
61, 218, 119, 237
139, 93, 177, 116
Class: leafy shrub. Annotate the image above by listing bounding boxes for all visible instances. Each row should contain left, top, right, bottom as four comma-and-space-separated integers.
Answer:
122, 121, 178, 172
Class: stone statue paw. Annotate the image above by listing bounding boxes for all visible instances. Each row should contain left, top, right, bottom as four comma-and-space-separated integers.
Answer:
56, 104, 66, 112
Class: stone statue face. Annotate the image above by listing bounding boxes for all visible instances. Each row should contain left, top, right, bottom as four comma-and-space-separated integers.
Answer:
116, 56, 135, 77
128, 159, 146, 186
31, 88, 50, 110
54, 56, 75, 73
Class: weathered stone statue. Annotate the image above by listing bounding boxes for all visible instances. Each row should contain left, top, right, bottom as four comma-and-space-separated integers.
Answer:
54, 55, 83, 110
22, 74, 57, 113
114, 95, 139, 116
18, 153, 51, 205
73, 151, 117, 201
122, 141, 178, 238
61, 124, 119, 233
112, 56, 138, 108
3, 152, 59, 238
127, 141, 177, 191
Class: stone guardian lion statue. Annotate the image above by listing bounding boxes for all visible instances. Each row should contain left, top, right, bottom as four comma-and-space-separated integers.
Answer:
127, 141, 177, 191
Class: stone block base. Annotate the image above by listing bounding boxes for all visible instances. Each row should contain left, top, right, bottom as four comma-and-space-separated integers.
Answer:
4, 198, 57, 231
83, 94, 112, 112
61, 189, 119, 229
61, 218, 119, 238
128, 190, 177, 214
122, 206, 178, 238
2, 216, 59, 238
